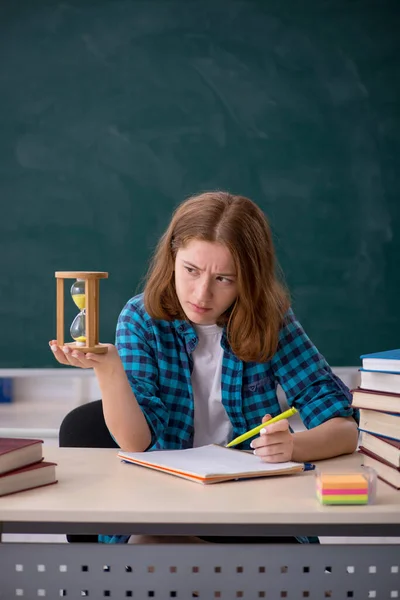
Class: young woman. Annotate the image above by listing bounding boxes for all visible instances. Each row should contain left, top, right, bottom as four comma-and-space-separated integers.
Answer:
50, 191, 358, 544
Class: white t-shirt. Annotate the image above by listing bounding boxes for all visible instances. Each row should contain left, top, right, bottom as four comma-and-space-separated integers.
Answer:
191, 324, 233, 447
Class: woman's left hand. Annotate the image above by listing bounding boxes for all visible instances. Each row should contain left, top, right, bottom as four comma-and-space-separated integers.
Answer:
250, 414, 294, 463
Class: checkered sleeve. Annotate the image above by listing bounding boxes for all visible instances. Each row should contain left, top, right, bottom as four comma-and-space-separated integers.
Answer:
271, 309, 356, 429
115, 299, 169, 446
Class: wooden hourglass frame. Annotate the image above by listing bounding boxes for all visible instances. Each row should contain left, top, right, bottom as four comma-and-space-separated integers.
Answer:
55, 271, 109, 354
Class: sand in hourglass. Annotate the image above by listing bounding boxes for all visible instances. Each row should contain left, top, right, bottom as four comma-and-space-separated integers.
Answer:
70, 280, 87, 345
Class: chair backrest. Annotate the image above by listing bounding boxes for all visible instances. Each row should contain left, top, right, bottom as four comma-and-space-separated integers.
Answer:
59, 399, 119, 448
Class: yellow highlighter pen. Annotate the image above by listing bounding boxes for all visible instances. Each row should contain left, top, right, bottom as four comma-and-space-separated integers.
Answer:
226, 407, 298, 448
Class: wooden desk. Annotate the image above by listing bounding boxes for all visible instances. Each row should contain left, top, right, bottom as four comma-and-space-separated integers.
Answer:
1, 448, 399, 598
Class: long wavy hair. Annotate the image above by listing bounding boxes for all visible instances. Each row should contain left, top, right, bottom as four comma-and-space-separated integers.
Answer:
144, 191, 290, 362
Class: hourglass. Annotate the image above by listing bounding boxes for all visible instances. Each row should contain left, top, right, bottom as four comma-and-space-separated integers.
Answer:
55, 271, 109, 354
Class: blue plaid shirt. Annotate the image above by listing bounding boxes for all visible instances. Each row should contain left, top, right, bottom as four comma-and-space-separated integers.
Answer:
99, 293, 355, 544
116, 294, 354, 449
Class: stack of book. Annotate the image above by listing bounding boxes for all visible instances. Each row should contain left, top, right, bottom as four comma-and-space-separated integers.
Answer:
352, 350, 400, 490
0, 438, 57, 497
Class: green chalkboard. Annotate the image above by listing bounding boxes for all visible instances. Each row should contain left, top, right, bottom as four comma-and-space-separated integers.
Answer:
0, 0, 399, 368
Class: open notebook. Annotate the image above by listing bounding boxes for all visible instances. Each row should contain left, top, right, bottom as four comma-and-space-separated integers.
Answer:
118, 444, 304, 484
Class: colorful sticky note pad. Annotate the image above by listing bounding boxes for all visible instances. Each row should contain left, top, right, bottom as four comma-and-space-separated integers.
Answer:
316, 473, 369, 505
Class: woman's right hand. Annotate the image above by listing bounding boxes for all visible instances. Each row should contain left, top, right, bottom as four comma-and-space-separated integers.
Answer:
48, 340, 122, 373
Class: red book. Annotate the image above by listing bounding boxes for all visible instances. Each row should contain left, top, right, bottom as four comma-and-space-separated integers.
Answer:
358, 448, 400, 490
351, 388, 400, 414
359, 431, 400, 468
0, 438, 43, 475
0, 461, 57, 497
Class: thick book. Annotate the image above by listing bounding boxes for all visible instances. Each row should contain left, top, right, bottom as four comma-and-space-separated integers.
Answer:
351, 388, 400, 414
360, 349, 400, 373
358, 408, 400, 442
0, 437, 43, 475
359, 431, 400, 468
118, 444, 304, 484
359, 370, 400, 395
0, 461, 57, 497
359, 449, 400, 490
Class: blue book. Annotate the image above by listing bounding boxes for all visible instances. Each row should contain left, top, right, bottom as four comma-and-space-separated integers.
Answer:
359, 369, 400, 395
0, 378, 13, 403
360, 349, 400, 373
358, 408, 400, 443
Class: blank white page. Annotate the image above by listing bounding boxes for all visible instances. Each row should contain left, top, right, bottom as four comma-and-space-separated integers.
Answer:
118, 444, 302, 477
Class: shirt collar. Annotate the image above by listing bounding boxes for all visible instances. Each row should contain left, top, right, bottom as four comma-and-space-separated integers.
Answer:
172, 318, 232, 355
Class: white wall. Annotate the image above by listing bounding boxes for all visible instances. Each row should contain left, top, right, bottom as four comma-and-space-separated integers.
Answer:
0, 367, 360, 441
0, 366, 360, 406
